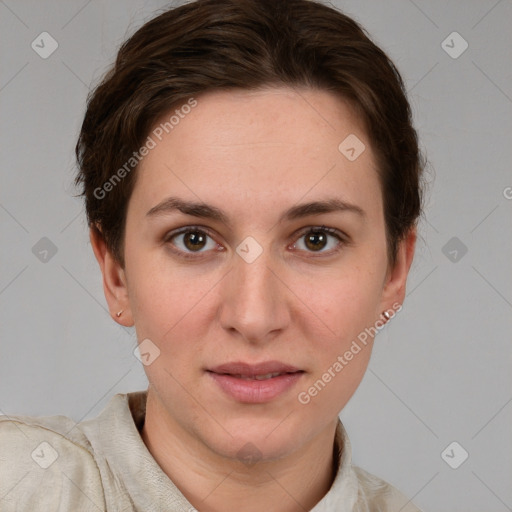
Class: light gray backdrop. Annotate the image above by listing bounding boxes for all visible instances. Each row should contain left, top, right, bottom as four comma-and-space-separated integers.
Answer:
1, 1, 511, 511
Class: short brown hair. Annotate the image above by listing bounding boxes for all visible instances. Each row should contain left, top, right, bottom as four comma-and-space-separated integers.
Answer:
75, 0, 425, 268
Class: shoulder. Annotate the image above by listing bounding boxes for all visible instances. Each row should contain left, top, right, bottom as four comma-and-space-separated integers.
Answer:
352, 465, 423, 512
0, 413, 106, 512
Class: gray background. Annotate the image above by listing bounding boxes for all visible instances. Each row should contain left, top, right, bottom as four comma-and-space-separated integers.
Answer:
1, 1, 511, 511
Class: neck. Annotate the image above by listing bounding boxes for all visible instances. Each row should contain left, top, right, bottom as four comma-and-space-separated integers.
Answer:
140, 392, 338, 512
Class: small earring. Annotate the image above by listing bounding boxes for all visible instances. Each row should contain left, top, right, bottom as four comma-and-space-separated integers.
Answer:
382, 310, 391, 321
116, 310, 124, 318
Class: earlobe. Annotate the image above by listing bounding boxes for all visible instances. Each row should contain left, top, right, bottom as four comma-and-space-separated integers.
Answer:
89, 225, 134, 327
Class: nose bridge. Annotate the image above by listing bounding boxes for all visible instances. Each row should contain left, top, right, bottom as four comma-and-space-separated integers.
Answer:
219, 243, 289, 342
236, 252, 275, 304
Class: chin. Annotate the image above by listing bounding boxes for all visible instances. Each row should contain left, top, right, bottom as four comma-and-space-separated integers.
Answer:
194, 413, 317, 464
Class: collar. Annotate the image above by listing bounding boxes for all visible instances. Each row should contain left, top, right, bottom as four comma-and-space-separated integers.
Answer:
80, 390, 359, 511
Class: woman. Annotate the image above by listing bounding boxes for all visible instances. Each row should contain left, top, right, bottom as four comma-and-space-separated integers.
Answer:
0, 0, 425, 510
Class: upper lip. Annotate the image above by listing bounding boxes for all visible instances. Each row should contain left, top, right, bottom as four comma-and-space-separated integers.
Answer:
207, 361, 303, 377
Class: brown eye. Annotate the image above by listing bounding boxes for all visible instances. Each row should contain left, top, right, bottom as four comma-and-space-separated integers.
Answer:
293, 227, 344, 255
166, 228, 218, 257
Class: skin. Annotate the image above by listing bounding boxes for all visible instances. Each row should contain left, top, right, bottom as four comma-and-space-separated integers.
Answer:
90, 87, 416, 511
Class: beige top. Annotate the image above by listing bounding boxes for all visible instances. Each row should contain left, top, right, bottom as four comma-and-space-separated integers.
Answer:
0, 391, 422, 511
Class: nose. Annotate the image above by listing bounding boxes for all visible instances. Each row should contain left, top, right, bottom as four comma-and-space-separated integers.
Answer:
218, 245, 291, 345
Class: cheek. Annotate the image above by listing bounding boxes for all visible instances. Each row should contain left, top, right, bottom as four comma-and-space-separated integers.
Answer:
131, 271, 197, 334
298, 265, 383, 344
126, 264, 210, 394
290, 259, 385, 406
293, 276, 380, 412
125, 249, 219, 360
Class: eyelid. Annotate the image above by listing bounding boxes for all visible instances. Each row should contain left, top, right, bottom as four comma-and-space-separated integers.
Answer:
163, 224, 217, 242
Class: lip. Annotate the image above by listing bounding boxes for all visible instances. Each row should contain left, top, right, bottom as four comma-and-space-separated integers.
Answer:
206, 361, 304, 404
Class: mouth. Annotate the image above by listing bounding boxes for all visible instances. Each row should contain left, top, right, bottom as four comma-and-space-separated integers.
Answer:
225, 371, 292, 381
206, 361, 305, 403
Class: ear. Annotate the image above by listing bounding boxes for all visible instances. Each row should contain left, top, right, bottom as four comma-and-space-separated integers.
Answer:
378, 227, 417, 319
89, 224, 134, 327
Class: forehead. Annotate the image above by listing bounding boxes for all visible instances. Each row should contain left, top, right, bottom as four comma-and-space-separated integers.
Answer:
130, 87, 382, 224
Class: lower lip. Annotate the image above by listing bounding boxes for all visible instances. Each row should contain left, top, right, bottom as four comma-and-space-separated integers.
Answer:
207, 372, 303, 403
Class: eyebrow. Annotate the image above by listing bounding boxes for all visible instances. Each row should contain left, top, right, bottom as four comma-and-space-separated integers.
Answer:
146, 196, 365, 227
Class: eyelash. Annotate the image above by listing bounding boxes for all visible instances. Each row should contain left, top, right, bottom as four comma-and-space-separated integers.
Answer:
163, 225, 347, 260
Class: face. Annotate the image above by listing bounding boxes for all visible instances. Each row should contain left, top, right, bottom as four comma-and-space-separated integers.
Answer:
94, 87, 415, 462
